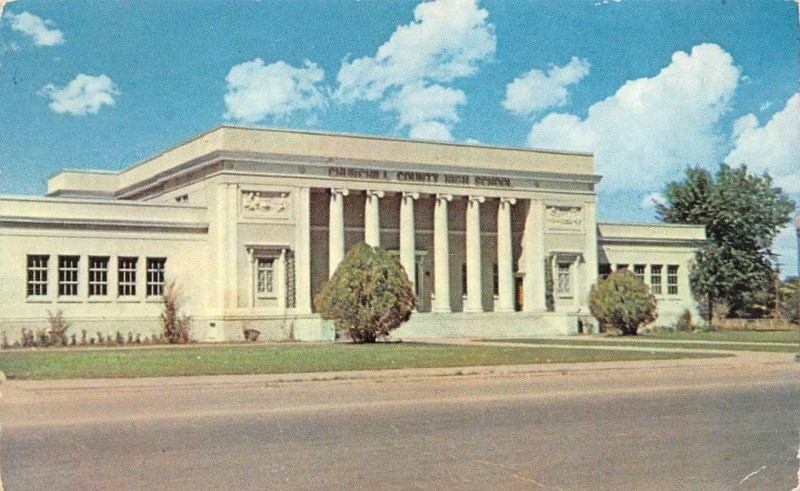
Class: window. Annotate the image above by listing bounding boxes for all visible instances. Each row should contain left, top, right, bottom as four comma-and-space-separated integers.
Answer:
146, 258, 166, 296
599, 263, 612, 280
557, 262, 572, 295
27, 255, 49, 296
88, 256, 109, 297
256, 257, 275, 297
667, 265, 679, 295
58, 255, 79, 296
616, 264, 629, 271
634, 264, 646, 283
650, 264, 663, 295
175, 194, 189, 203
118, 257, 138, 296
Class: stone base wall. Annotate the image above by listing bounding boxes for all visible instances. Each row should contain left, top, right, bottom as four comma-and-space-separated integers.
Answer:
391, 311, 595, 339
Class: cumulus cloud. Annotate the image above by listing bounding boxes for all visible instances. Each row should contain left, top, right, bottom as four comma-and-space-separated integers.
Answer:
640, 192, 666, 210
334, 0, 495, 140
725, 93, 799, 192
223, 59, 325, 123
41, 74, 118, 115
527, 43, 740, 191
503, 57, 590, 117
4, 11, 64, 46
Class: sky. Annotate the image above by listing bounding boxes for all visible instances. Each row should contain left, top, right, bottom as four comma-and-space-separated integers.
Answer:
0, 0, 798, 275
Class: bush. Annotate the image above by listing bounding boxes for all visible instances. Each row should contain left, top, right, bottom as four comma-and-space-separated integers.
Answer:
315, 243, 415, 343
674, 309, 694, 332
589, 270, 657, 335
47, 310, 70, 346
161, 281, 191, 344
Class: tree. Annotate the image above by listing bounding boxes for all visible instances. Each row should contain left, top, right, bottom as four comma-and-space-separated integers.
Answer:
314, 243, 415, 343
161, 281, 191, 343
656, 164, 795, 319
778, 277, 799, 325
590, 270, 657, 335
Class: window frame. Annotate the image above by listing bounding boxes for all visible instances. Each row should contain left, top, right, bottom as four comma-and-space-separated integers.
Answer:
667, 264, 679, 295
88, 256, 110, 297
556, 262, 572, 297
146, 257, 167, 297
650, 264, 663, 295
255, 257, 276, 299
633, 264, 646, 283
58, 255, 80, 297
118, 257, 138, 297
26, 254, 49, 297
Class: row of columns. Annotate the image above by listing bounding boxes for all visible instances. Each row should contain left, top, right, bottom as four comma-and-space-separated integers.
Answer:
327, 189, 518, 314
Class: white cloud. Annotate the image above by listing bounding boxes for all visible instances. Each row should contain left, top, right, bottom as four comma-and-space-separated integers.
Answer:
640, 192, 666, 210
381, 82, 466, 139
503, 57, 590, 117
223, 59, 325, 123
334, 0, 495, 140
4, 11, 63, 46
527, 43, 740, 191
773, 225, 798, 279
725, 93, 799, 192
41, 74, 118, 115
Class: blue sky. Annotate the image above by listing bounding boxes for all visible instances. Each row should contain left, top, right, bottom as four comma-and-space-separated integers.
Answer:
1, 0, 798, 274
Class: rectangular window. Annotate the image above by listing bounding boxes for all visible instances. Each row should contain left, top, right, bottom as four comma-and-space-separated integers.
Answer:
634, 264, 646, 283
616, 264, 629, 271
557, 262, 572, 295
667, 265, 679, 295
146, 258, 167, 296
27, 255, 49, 296
118, 257, 138, 297
58, 255, 79, 296
650, 264, 663, 295
599, 263, 612, 280
256, 257, 275, 297
175, 194, 189, 203
88, 256, 109, 297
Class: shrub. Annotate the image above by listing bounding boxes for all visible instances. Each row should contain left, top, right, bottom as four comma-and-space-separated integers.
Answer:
675, 309, 695, 332
314, 243, 415, 343
590, 270, 657, 335
47, 310, 70, 346
161, 281, 191, 344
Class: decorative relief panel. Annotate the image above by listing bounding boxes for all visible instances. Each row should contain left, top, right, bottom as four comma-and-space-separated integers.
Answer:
242, 191, 291, 218
546, 206, 583, 230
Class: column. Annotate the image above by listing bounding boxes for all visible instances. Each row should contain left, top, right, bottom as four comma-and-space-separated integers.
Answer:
524, 199, 547, 311
432, 194, 452, 313
294, 187, 312, 314
328, 188, 349, 277
496, 198, 516, 312
400, 192, 419, 291
364, 190, 384, 247
582, 201, 598, 307
464, 196, 485, 313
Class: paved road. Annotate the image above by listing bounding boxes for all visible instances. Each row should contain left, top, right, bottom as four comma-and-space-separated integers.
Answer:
1, 359, 798, 490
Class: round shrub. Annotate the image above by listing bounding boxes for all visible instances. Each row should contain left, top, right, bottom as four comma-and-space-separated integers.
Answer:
314, 243, 416, 343
590, 269, 657, 335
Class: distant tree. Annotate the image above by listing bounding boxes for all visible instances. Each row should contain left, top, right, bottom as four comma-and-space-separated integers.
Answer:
590, 270, 657, 335
778, 277, 799, 325
656, 164, 795, 319
315, 243, 415, 343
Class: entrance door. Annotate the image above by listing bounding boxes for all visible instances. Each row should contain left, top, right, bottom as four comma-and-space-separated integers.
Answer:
514, 276, 524, 312
415, 253, 429, 312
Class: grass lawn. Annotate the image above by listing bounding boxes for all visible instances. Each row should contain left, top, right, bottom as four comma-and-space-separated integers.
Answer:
497, 334, 800, 353
0, 343, 727, 380
650, 330, 799, 344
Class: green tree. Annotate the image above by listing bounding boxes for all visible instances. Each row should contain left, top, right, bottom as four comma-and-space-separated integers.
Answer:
656, 164, 795, 319
315, 243, 416, 343
589, 270, 657, 335
778, 277, 799, 325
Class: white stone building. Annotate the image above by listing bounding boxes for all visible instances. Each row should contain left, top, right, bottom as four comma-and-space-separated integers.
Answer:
0, 126, 706, 342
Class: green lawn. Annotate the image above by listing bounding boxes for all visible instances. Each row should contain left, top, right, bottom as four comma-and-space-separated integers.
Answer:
497, 334, 800, 353
650, 330, 800, 343
0, 343, 726, 380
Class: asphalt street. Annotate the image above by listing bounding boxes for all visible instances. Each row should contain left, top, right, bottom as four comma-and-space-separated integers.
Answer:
1, 357, 798, 490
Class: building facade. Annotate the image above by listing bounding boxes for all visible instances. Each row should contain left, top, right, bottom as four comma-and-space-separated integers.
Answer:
0, 126, 705, 342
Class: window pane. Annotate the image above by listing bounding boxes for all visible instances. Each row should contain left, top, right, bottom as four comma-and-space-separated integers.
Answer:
118, 257, 138, 296
58, 255, 79, 296
27, 255, 49, 296
650, 265, 663, 295
557, 263, 571, 295
667, 264, 679, 295
89, 256, 109, 297
146, 258, 166, 296
256, 258, 274, 295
